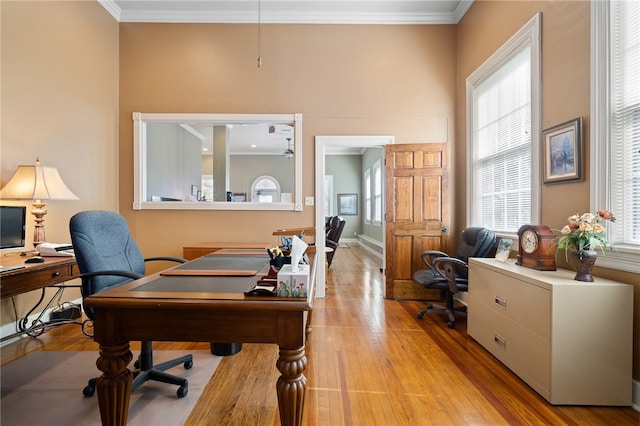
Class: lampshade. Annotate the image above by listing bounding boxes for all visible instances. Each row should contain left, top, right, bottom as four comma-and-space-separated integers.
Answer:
0, 160, 78, 201
1, 159, 78, 249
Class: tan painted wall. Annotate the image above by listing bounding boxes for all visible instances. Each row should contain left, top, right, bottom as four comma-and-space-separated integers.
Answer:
118, 23, 457, 261
457, 1, 639, 380
0, 2, 119, 327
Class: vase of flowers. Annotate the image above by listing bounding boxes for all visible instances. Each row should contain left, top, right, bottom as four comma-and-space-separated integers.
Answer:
556, 210, 615, 282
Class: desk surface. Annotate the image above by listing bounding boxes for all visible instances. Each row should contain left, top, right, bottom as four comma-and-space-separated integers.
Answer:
84, 249, 317, 426
0, 255, 79, 299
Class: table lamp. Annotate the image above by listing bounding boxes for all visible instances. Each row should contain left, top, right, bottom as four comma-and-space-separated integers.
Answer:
0, 158, 78, 248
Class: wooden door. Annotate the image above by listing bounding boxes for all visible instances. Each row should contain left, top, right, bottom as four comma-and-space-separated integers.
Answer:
385, 143, 450, 299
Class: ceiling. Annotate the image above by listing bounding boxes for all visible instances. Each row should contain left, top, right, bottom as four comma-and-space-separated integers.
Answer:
100, 0, 473, 25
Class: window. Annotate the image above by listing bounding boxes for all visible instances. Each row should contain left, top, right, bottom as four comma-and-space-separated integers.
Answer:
467, 14, 541, 235
592, 1, 640, 273
250, 176, 280, 202
364, 169, 371, 223
372, 160, 382, 224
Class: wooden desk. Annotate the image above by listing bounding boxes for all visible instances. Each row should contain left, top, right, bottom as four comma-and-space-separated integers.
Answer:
0, 256, 79, 299
182, 241, 272, 260
84, 250, 317, 426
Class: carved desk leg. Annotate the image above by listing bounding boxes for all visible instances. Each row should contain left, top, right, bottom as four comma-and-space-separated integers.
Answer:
276, 346, 307, 426
95, 342, 133, 426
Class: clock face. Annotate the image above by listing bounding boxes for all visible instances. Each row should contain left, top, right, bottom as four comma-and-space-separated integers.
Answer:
521, 229, 539, 254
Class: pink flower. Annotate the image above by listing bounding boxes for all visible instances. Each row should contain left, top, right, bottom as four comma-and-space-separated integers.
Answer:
597, 210, 616, 222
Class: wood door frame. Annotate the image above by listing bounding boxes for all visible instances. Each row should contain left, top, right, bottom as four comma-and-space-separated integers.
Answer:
315, 136, 394, 298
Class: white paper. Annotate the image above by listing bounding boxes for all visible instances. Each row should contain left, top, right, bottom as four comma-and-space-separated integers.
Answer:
289, 235, 308, 272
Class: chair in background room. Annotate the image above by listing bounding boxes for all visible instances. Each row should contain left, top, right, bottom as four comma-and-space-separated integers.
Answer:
325, 215, 346, 268
412, 227, 497, 328
69, 210, 193, 398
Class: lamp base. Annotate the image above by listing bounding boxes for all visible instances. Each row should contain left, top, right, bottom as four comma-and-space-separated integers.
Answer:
31, 200, 47, 248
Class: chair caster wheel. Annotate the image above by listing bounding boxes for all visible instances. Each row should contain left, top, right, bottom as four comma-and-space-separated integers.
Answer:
447, 321, 455, 329
177, 385, 188, 398
83, 383, 96, 397
184, 360, 193, 369
417, 312, 424, 319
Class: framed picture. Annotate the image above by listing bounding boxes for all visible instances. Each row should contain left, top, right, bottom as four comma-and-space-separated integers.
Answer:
230, 192, 246, 202
337, 193, 358, 215
543, 117, 582, 184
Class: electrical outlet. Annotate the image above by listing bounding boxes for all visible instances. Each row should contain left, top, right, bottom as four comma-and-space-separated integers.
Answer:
305, 196, 314, 206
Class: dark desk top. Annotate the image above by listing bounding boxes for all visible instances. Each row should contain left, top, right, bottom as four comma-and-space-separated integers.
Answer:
85, 251, 316, 310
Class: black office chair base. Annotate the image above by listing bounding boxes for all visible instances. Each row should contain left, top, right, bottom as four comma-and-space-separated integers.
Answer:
83, 345, 193, 398
417, 303, 466, 329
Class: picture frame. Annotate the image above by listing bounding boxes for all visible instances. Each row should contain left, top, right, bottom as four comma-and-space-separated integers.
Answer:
494, 238, 512, 262
230, 192, 246, 202
337, 193, 358, 215
543, 117, 582, 184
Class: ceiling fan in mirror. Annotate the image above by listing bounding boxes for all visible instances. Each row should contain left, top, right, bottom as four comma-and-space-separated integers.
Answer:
283, 138, 294, 159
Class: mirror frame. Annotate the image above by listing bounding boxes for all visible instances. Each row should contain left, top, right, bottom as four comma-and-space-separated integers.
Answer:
132, 112, 303, 211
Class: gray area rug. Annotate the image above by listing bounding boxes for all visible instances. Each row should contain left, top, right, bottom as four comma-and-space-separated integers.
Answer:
1, 350, 220, 426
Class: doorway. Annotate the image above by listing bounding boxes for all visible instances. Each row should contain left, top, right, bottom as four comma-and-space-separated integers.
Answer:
314, 136, 394, 298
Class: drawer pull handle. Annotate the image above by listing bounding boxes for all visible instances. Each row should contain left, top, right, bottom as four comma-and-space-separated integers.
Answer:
52, 272, 60, 278
494, 296, 507, 308
494, 334, 507, 349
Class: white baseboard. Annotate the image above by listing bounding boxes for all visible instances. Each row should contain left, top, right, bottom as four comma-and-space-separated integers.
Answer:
633, 378, 640, 411
354, 234, 384, 261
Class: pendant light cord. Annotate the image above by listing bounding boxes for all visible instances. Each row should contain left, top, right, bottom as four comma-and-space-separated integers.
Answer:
257, 0, 262, 69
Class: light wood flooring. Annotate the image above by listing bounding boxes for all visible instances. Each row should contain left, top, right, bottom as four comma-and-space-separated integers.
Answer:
2, 244, 638, 425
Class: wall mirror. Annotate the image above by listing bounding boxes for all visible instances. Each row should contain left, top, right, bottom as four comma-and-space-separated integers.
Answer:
133, 112, 302, 211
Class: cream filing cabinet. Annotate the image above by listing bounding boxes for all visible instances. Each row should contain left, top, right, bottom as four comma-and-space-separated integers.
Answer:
468, 258, 633, 406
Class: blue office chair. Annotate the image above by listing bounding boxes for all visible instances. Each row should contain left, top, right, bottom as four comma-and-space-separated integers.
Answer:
413, 227, 497, 328
69, 210, 193, 398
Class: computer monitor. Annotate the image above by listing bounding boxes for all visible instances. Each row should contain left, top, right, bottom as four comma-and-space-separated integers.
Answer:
0, 205, 27, 250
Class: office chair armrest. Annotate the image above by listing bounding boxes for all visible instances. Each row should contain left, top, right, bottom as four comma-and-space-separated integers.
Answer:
325, 239, 338, 249
79, 270, 144, 281
144, 256, 187, 264
420, 250, 448, 270
433, 257, 468, 294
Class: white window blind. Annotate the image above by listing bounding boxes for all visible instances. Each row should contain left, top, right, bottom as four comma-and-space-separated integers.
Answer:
610, 0, 640, 246
364, 169, 371, 222
472, 47, 532, 233
373, 160, 382, 223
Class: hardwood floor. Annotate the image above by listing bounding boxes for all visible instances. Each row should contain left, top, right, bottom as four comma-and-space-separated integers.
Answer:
2, 244, 638, 425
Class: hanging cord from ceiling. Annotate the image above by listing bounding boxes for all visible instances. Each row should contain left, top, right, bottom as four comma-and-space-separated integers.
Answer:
257, 0, 262, 69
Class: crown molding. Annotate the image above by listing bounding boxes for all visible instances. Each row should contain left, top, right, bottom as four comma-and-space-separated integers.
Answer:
99, 1, 474, 25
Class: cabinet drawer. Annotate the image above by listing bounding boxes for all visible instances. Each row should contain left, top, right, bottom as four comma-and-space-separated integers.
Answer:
468, 299, 550, 398
470, 264, 551, 340
1, 264, 76, 298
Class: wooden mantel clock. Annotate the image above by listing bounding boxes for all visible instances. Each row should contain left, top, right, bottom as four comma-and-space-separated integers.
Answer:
516, 224, 557, 271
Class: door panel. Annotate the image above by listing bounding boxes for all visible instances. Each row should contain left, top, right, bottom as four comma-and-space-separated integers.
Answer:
385, 143, 450, 299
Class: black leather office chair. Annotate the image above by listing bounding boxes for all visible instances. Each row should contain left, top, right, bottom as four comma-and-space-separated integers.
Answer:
325, 216, 346, 268
413, 227, 497, 328
69, 210, 193, 398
